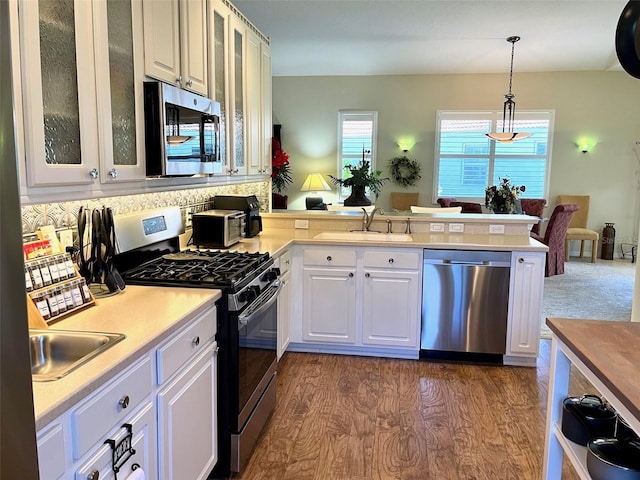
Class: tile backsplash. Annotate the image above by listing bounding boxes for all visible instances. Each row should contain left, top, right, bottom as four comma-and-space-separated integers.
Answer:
21, 181, 270, 236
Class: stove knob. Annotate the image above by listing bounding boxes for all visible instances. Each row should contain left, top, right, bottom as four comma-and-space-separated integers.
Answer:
242, 285, 261, 303
261, 268, 280, 282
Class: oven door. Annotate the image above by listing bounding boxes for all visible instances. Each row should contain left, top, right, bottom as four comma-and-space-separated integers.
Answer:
232, 280, 281, 471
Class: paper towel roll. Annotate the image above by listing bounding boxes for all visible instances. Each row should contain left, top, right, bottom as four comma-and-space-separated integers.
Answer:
125, 467, 145, 480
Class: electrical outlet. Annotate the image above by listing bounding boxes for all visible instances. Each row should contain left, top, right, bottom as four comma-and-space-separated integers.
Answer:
185, 207, 193, 228
295, 219, 309, 229
489, 224, 505, 234
430, 223, 445, 232
449, 223, 464, 233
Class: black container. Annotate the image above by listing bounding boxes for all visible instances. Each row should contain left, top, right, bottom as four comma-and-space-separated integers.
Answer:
602, 222, 616, 260
561, 394, 617, 445
587, 438, 640, 480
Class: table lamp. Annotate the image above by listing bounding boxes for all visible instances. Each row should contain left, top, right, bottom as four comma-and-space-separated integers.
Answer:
300, 173, 331, 209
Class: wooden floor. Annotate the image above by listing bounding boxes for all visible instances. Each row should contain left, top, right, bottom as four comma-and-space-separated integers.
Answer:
231, 340, 592, 480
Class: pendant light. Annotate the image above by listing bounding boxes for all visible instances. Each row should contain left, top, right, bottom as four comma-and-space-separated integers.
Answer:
486, 36, 532, 143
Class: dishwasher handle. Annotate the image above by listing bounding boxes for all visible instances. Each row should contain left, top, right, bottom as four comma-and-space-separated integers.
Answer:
425, 258, 511, 267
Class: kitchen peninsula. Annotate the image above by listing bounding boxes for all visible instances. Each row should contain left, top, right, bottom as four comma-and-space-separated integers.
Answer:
243, 210, 547, 367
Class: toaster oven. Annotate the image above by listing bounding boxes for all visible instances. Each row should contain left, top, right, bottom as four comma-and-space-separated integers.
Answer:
191, 210, 246, 248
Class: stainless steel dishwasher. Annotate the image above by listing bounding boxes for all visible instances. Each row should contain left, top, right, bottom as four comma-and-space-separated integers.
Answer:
420, 249, 511, 358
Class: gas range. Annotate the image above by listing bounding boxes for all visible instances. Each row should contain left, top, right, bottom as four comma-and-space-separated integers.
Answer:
121, 249, 277, 312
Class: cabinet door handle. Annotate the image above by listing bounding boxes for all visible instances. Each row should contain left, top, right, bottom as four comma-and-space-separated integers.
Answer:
326, 256, 332, 261
186, 79, 193, 87
108, 168, 118, 179
518, 257, 525, 263
348, 272, 354, 277
177, 75, 183, 85
87, 470, 99, 480
365, 272, 370, 278
388, 258, 394, 264
192, 336, 200, 347
119, 395, 130, 409
89, 168, 99, 179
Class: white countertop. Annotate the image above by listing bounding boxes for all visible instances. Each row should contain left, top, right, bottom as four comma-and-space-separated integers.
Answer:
32, 285, 221, 430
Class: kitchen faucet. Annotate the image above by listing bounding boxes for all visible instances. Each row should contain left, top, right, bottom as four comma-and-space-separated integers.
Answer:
362, 207, 384, 231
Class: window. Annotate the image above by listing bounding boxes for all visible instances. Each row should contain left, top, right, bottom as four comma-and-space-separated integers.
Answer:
434, 110, 554, 202
337, 111, 378, 200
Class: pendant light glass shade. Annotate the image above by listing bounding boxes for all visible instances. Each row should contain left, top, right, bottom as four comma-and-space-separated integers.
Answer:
486, 36, 531, 142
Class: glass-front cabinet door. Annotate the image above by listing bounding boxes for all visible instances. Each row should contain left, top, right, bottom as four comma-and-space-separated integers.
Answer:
93, 0, 145, 183
228, 14, 246, 175
208, 0, 229, 175
20, 0, 100, 186
19, 0, 145, 187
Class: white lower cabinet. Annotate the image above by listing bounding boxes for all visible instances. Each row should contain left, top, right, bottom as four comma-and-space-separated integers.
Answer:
36, 303, 219, 480
277, 250, 291, 359
75, 401, 156, 480
294, 246, 422, 358
506, 251, 545, 362
157, 342, 217, 480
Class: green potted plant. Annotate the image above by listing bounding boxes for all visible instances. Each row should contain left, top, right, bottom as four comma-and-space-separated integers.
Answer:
485, 177, 525, 214
329, 160, 389, 206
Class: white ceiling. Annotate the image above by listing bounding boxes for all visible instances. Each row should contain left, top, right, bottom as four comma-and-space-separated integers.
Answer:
232, 0, 629, 77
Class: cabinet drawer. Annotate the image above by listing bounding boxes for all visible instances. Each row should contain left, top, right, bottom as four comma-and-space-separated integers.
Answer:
38, 422, 66, 480
74, 401, 156, 480
278, 249, 291, 274
363, 250, 420, 270
71, 355, 153, 460
303, 248, 356, 267
156, 305, 217, 384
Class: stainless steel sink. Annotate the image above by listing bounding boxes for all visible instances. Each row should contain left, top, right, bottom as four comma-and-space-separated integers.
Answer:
29, 329, 126, 381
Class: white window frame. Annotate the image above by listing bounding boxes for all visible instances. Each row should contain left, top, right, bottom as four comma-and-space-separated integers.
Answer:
433, 110, 555, 203
337, 111, 378, 201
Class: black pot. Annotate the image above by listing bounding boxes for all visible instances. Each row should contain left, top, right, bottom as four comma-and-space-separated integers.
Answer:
617, 416, 640, 443
587, 438, 640, 480
561, 394, 617, 446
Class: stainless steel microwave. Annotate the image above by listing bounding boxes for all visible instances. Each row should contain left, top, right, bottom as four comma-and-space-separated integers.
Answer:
143, 81, 221, 177
191, 210, 246, 248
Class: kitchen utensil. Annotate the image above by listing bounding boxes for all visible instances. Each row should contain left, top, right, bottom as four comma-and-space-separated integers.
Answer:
616, 1, 640, 79
105, 207, 126, 290
562, 394, 618, 446
87, 209, 103, 285
99, 207, 119, 293
77, 207, 91, 282
587, 438, 640, 480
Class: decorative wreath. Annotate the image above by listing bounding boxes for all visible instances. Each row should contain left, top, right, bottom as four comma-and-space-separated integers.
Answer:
388, 156, 422, 187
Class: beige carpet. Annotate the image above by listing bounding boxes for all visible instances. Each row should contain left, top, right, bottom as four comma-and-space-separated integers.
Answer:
540, 257, 636, 338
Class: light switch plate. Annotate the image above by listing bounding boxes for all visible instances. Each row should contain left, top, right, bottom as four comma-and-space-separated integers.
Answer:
489, 224, 505, 234
430, 223, 445, 232
295, 219, 309, 229
449, 223, 464, 233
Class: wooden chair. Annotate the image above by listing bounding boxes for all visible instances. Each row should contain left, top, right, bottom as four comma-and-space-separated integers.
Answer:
531, 204, 579, 276
390, 192, 419, 211
557, 195, 598, 263
520, 198, 547, 236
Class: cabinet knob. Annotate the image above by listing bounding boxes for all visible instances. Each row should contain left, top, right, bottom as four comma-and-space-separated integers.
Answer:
388, 258, 394, 264
87, 470, 99, 480
326, 256, 332, 261
89, 168, 99, 179
518, 257, 525, 263
186, 79, 193, 87
108, 168, 118, 179
177, 75, 183, 85
365, 272, 370, 278
192, 336, 200, 347
119, 395, 130, 409
348, 272, 354, 277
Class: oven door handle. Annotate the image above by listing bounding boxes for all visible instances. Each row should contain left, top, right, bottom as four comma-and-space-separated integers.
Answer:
238, 280, 282, 329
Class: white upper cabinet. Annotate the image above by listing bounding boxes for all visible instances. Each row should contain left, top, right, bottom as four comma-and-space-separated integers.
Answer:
142, 0, 208, 96
247, 29, 272, 175
18, 0, 146, 188
227, 13, 247, 175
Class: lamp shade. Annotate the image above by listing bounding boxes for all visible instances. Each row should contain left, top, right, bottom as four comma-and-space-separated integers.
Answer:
300, 173, 331, 192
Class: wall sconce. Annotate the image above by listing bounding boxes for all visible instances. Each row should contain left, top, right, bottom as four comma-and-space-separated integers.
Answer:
576, 138, 596, 154
397, 138, 416, 152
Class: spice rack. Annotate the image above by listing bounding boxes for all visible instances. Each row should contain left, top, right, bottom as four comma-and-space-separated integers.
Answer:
25, 252, 96, 326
